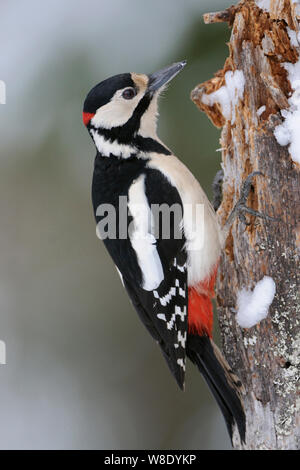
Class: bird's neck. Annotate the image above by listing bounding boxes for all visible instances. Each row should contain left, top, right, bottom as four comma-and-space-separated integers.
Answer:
90, 127, 171, 159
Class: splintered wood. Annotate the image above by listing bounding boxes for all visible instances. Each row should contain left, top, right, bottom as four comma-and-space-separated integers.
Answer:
192, 0, 300, 450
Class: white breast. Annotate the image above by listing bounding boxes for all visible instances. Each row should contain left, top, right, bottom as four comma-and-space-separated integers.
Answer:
147, 153, 221, 286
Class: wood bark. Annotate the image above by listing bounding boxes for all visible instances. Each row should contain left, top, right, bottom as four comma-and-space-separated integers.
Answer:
191, 0, 300, 449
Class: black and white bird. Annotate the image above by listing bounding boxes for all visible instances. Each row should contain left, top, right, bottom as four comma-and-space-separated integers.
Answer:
82, 61, 246, 442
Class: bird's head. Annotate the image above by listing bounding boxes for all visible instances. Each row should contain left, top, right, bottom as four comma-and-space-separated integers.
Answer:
83, 61, 186, 157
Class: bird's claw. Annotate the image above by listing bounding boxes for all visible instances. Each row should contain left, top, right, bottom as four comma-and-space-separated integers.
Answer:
226, 171, 278, 228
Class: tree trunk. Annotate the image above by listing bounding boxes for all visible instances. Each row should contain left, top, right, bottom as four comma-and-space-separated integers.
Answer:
191, 0, 300, 449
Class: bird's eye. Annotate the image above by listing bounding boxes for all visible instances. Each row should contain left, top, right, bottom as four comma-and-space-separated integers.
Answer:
122, 88, 136, 100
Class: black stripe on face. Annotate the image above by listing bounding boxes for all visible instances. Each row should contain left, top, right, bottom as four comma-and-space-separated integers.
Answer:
101, 94, 152, 141
83, 73, 135, 113
86, 74, 172, 156
89, 94, 157, 145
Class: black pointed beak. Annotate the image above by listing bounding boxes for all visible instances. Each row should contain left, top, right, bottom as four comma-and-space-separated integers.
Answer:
147, 60, 187, 93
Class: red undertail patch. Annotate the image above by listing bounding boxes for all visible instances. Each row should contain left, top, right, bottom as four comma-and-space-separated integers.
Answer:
188, 265, 218, 337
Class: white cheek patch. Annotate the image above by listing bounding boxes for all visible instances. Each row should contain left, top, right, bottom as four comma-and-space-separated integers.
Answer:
91, 88, 141, 129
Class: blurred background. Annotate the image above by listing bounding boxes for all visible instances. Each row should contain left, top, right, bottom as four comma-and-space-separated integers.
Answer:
0, 0, 232, 450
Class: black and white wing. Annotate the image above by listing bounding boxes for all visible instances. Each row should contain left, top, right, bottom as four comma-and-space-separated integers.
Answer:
123, 251, 188, 389
93, 162, 188, 388
123, 168, 188, 389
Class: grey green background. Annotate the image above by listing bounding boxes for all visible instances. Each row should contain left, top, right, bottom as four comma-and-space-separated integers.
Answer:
0, 0, 232, 449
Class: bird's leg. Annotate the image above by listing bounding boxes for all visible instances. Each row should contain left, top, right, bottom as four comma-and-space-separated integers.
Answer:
224, 171, 278, 231
212, 169, 224, 212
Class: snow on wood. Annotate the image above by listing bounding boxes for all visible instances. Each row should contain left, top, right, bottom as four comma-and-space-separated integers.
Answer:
274, 59, 300, 164
257, 105, 266, 116
236, 276, 276, 328
255, 0, 271, 12
201, 70, 245, 124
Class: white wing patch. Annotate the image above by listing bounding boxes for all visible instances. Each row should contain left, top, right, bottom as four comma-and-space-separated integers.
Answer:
177, 331, 187, 348
155, 260, 187, 328
157, 313, 167, 321
177, 358, 186, 371
154, 286, 176, 306
175, 305, 186, 321
157, 304, 187, 330
128, 174, 164, 291
152, 257, 188, 385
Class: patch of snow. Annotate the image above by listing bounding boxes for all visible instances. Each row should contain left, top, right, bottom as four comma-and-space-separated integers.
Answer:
291, 0, 300, 17
255, 0, 271, 12
274, 60, 300, 164
257, 105, 266, 116
287, 28, 300, 48
201, 70, 245, 124
236, 276, 276, 328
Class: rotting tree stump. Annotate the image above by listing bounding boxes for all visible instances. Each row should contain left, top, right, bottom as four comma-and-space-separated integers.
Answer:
192, 0, 300, 449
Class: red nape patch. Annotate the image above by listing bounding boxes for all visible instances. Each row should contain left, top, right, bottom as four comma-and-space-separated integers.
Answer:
82, 112, 95, 126
188, 265, 218, 337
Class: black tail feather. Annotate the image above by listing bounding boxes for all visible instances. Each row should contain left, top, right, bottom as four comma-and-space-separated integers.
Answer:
187, 334, 246, 444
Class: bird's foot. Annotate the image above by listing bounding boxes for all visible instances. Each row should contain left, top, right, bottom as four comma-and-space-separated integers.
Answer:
225, 171, 278, 228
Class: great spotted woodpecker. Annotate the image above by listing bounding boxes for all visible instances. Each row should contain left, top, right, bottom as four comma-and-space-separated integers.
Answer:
83, 61, 246, 442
